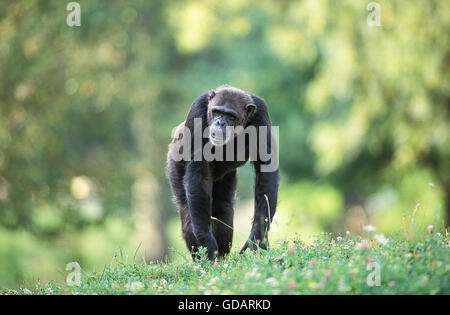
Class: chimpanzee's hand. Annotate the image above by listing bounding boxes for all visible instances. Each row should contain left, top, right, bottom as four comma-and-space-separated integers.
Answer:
240, 229, 269, 253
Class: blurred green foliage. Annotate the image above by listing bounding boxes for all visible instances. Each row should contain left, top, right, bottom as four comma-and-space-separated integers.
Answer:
0, 0, 448, 287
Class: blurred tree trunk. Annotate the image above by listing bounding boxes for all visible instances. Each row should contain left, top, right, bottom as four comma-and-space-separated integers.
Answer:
132, 174, 168, 262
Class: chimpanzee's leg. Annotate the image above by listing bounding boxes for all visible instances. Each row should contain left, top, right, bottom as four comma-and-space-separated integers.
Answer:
212, 170, 237, 256
178, 203, 199, 258
167, 159, 199, 258
184, 162, 218, 261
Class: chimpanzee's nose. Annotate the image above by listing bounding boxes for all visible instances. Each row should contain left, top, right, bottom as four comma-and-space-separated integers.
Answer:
215, 120, 226, 127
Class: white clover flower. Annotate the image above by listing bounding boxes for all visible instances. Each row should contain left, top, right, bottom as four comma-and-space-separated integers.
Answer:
356, 240, 369, 250
363, 225, 376, 232
336, 236, 343, 242
374, 234, 388, 246
22, 288, 32, 295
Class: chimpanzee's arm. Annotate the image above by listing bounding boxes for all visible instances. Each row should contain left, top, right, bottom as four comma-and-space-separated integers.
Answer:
241, 96, 279, 253
240, 164, 279, 253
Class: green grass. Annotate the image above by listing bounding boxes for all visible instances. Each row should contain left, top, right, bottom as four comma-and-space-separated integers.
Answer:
1, 230, 449, 295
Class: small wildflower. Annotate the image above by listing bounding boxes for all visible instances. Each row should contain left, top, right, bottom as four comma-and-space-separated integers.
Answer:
324, 270, 331, 281
310, 259, 317, 267
435, 233, 441, 237
336, 236, 343, 242
223, 264, 228, 269
315, 282, 324, 289
168, 284, 173, 289
357, 240, 369, 250
428, 182, 434, 188
22, 288, 32, 295
374, 234, 388, 246
427, 225, 433, 234
363, 225, 376, 233
432, 260, 440, 267
288, 281, 297, 290
344, 245, 349, 250
288, 247, 295, 255
389, 281, 395, 287
346, 230, 351, 237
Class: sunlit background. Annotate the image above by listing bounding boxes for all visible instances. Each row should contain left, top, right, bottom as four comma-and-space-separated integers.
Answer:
0, 0, 449, 288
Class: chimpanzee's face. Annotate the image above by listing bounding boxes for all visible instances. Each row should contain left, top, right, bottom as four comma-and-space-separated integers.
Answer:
207, 87, 256, 146
209, 106, 239, 146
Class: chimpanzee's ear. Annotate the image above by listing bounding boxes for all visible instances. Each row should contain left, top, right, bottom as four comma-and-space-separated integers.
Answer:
245, 103, 256, 117
208, 90, 216, 101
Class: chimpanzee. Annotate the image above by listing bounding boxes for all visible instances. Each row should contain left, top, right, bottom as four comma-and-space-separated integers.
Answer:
167, 85, 279, 261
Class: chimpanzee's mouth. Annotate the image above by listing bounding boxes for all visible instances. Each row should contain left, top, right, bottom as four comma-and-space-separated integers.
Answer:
209, 130, 230, 146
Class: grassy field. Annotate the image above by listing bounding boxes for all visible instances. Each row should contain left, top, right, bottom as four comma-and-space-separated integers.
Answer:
1, 229, 449, 295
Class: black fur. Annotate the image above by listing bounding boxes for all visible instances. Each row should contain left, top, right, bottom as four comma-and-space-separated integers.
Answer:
167, 87, 279, 261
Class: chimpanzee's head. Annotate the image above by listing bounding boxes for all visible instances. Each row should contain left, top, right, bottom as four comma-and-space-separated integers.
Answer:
207, 85, 256, 146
